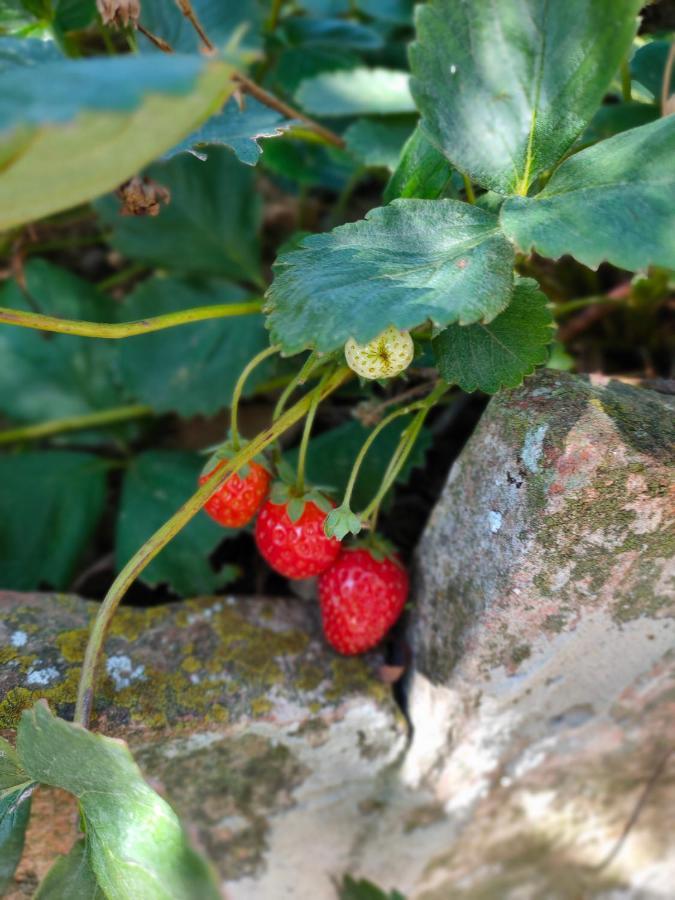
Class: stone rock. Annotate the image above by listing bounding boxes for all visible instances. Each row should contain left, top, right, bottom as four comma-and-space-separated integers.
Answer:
397, 370, 675, 897
0, 592, 405, 899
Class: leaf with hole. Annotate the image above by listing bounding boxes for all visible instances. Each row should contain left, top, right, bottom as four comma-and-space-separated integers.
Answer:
432, 277, 554, 393
500, 116, 675, 271
266, 199, 514, 354
168, 96, 297, 166
409, 0, 642, 194
18, 702, 220, 900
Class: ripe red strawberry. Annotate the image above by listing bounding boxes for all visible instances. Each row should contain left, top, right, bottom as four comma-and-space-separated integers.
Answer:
255, 495, 340, 579
318, 546, 409, 655
199, 460, 270, 528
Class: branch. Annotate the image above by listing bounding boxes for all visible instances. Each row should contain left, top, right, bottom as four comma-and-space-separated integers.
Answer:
0, 404, 153, 446
175, 0, 214, 52
0, 299, 263, 338
232, 73, 346, 149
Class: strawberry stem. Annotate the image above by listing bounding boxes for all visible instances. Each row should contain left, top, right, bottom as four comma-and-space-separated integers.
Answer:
295, 369, 331, 494
359, 381, 449, 526
74, 366, 351, 728
229, 344, 279, 450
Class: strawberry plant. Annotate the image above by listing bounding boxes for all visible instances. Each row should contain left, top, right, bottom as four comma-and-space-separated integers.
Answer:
0, 0, 673, 895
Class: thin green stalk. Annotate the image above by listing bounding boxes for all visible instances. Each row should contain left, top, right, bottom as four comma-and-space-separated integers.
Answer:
0, 300, 263, 338
621, 58, 632, 102
295, 370, 331, 493
229, 344, 279, 449
96, 263, 148, 293
0, 404, 152, 446
462, 173, 476, 204
359, 382, 448, 524
265, 0, 286, 32
74, 366, 351, 727
340, 402, 428, 509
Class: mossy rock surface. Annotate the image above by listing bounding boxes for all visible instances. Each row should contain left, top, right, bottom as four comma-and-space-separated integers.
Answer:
0, 592, 405, 896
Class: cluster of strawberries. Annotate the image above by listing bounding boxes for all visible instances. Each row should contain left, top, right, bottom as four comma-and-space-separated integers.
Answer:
198, 458, 408, 656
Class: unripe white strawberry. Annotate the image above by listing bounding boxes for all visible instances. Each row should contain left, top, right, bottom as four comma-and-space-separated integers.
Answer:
344, 326, 414, 380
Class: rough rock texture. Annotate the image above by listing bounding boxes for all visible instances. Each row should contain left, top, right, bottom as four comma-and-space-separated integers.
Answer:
2, 371, 673, 900
0, 593, 405, 899
397, 371, 675, 897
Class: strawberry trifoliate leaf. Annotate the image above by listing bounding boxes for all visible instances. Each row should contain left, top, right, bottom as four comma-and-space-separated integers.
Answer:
432, 277, 555, 394
265, 199, 515, 354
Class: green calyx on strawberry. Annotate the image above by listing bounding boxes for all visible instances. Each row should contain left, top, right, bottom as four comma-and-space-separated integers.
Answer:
268, 479, 333, 523
345, 532, 401, 564
324, 504, 363, 540
200, 435, 272, 482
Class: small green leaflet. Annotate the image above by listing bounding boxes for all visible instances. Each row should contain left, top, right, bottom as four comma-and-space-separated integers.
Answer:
501, 116, 675, 271
35, 840, 104, 899
116, 451, 238, 596
383, 124, 455, 202
96, 147, 262, 285
0, 54, 237, 228
266, 198, 515, 354
432, 278, 554, 394
0, 738, 36, 894
295, 67, 415, 116
344, 118, 415, 171
340, 874, 407, 900
0, 451, 109, 591
18, 702, 221, 900
409, 0, 641, 195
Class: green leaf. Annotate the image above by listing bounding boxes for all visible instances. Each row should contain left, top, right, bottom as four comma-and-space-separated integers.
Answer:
266, 199, 515, 354
383, 124, 454, 202
0, 451, 109, 590
432, 277, 554, 393
580, 100, 659, 146
0, 260, 124, 424
35, 840, 104, 899
116, 451, 238, 595
631, 40, 674, 100
0, 35, 62, 70
261, 138, 357, 190
53, 0, 96, 33
288, 416, 432, 511
501, 116, 675, 271
168, 95, 296, 166
344, 118, 414, 171
295, 66, 415, 116
96, 147, 261, 284
18, 702, 221, 900
117, 277, 271, 416
0, 738, 36, 894
0, 54, 237, 228
137, 0, 261, 54
409, 0, 642, 195
357, 0, 413, 24
282, 16, 383, 50
273, 46, 359, 94
340, 874, 406, 900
